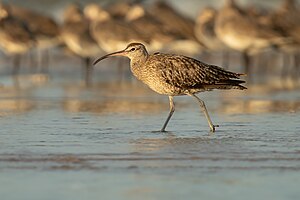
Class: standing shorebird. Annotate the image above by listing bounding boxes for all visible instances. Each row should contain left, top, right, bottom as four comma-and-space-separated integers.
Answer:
0, 3, 35, 74
271, 0, 300, 79
149, 1, 197, 41
9, 4, 61, 72
85, 3, 148, 53
148, 1, 204, 56
215, 0, 288, 77
125, 5, 184, 52
94, 43, 246, 132
194, 7, 229, 67
195, 7, 224, 51
61, 3, 103, 84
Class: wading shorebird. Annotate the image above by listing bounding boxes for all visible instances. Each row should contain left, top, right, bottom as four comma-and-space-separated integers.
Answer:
149, 1, 197, 41
9, 4, 61, 72
194, 7, 229, 67
61, 3, 103, 84
215, 0, 288, 77
93, 43, 246, 132
0, 3, 35, 74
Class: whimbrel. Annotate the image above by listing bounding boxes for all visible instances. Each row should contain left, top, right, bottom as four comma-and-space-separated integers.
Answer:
215, 0, 288, 76
125, 5, 183, 52
271, 0, 300, 79
9, 4, 61, 72
194, 7, 229, 67
0, 3, 35, 74
272, 0, 300, 37
195, 7, 224, 51
61, 3, 103, 84
94, 43, 246, 132
105, 1, 132, 19
85, 3, 148, 53
148, 1, 204, 56
149, 1, 197, 41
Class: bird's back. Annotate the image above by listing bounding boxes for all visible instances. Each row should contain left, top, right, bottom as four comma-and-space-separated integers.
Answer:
0, 15, 35, 54
61, 18, 101, 57
10, 5, 59, 38
91, 19, 149, 52
149, 1, 196, 40
131, 53, 246, 96
195, 8, 225, 51
129, 15, 180, 44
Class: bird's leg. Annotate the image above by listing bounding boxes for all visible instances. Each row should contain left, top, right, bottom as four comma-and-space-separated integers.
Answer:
161, 96, 175, 132
242, 51, 251, 80
83, 57, 93, 86
41, 49, 50, 74
222, 50, 229, 69
188, 94, 217, 132
281, 53, 290, 79
29, 50, 38, 73
12, 54, 21, 75
293, 53, 300, 80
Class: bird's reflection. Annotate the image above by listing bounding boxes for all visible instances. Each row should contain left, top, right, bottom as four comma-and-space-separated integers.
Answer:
1, 75, 299, 119
63, 99, 167, 115
0, 99, 34, 116
220, 99, 300, 114
62, 80, 169, 115
131, 130, 222, 153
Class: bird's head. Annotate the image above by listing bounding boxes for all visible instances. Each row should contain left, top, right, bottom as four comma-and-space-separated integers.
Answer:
0, 3, 10, 19
197, 7, 217, 24
93, 43, 148, 65
63, 3, 84, 23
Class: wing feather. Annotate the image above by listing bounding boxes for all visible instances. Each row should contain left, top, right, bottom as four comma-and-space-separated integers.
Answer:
153, 54, 245, 90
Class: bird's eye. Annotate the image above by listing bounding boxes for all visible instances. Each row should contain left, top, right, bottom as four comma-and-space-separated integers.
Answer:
130, 48, 136, 51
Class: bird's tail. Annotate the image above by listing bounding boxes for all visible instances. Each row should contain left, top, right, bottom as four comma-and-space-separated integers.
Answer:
205, 79, 247, 90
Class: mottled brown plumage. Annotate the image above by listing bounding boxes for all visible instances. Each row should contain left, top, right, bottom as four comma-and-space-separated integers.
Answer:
94, 43, 246, 132
0, 3, 35, 74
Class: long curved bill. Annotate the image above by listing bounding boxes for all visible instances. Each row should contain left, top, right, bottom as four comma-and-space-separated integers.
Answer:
93, 50, 126, 65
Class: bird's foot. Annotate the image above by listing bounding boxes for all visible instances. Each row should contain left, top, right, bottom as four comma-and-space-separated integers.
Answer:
210, 124, 219, 132
151, 129, 172, 134
160, 129, 167, 133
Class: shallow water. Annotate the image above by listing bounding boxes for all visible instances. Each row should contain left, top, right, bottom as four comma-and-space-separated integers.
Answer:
0, 62, 300, 200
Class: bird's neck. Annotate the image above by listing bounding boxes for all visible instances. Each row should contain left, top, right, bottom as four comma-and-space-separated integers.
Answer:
130, 50, 149, 66
130, 54, 149, 79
